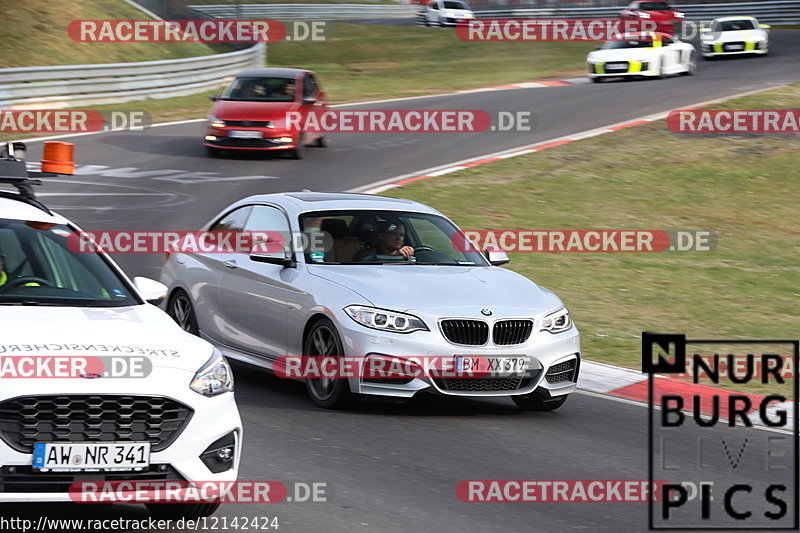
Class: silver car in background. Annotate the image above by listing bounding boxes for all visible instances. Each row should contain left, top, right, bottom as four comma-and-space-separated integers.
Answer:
161, 192, 580, 410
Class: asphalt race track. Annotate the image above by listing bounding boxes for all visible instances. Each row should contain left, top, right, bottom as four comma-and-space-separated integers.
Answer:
6, 30, 800, 532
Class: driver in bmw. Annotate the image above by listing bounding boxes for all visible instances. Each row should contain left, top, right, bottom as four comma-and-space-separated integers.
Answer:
357, 221, 414, 261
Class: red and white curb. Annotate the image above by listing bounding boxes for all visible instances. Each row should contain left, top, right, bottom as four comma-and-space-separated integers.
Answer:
351, 85, 783, 195
578, 360, 794, 431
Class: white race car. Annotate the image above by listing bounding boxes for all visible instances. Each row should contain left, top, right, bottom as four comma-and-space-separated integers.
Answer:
422, 0, 474, 27
0, 143, 242, 519
587, 32, 697, 82
700, 16, 770, 59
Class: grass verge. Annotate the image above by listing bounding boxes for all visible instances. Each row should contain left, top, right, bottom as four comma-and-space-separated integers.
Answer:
383, 82, 800, 397
0, 0, 214, 68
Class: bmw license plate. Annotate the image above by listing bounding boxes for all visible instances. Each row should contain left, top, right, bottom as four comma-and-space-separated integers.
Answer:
228, 130, 262, 139
455, 356, 528, 375
33, 442, 150, 471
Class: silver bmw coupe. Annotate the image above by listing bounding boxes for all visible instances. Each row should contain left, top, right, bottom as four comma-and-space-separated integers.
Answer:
161, 192, 580, 410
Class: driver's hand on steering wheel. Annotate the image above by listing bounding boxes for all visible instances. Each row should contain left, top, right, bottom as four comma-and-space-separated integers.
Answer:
398, 245, 415, 259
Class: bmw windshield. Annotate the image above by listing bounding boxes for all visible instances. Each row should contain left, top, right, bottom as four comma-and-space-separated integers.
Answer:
0, 219, 139, 306
299, 210, 488, 266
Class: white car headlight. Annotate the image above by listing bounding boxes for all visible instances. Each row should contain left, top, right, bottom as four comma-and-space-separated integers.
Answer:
345, 305, 428, 333
464, 13, 474, 18
207, 115, 225, 128
541, 308, 572, 334
190, 351, 234, 396
445, 12, 455, 16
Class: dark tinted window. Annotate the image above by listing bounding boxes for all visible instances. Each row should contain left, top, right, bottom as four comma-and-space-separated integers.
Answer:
0, 219, 138, 307
221, 77, 297, 102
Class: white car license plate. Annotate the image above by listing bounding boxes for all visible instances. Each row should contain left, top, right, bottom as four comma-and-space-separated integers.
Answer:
33, 442, 150, 471
727, 44, 744, 50
605, 64, 627, 72
456, 356, 528, 374
228, 130, 262, 139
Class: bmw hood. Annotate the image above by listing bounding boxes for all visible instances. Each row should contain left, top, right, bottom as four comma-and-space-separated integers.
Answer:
308, 265, 563, 313
0, 305, 213, 374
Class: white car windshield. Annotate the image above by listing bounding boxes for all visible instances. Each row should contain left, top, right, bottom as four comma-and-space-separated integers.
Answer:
712, 20, 756, 31
0, 219, 139, 307
299, 210, 488, 266
443, 1, 468, 9
601, 39, 654, 49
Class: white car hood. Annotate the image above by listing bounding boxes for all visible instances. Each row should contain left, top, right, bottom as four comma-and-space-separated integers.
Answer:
588, 48, 655, 62
443, 8, 472, 16
308, 265, 562, 313
706, 29, 766, 43
0, 304, 212, 374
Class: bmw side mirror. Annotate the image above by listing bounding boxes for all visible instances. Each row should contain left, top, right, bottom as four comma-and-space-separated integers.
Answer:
210, 94, 218, 102
133, 276, 168, 305
484, 247, 509, 266
250, 246, 296, 268
302, 96, 318, 105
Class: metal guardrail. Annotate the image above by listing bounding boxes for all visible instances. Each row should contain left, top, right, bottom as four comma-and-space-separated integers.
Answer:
471, 1, 800, 24
0, 42, 265, 110
189, 4, 419, 20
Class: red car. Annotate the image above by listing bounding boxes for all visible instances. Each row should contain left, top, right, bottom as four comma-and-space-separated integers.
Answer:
620, 1, 685, 33
204, 68, 327, 159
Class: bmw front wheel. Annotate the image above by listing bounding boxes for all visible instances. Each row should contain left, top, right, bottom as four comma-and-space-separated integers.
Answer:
304, 318, 354, 409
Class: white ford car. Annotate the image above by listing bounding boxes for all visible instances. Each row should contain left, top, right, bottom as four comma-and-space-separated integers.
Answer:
0, 146, 242, 519
700, 16, 770, 59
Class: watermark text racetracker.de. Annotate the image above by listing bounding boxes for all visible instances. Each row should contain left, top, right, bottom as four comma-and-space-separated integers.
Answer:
68, 480, 328, 504
458, 19, 726, 42
284, 109, 535, 133
452, 230, 717, 253
0, 110, 150, 134
68, 20, 331, 42
0, 355, 150, 379
67, 230, 307, 254
668, 110, 800, 134
456, 480, 666, 502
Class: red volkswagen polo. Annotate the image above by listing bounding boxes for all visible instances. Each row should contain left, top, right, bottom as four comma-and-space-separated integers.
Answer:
204, 68, 328, 159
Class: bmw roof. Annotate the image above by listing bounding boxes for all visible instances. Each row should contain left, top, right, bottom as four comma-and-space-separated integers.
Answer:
227, 192, 441, 216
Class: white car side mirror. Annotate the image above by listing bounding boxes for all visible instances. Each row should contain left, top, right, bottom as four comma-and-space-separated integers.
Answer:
133, 276, 168, 305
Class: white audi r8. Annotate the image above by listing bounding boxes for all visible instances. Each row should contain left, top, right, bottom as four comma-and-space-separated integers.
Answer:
587, 32, 697, 82
700, 16, 770, 59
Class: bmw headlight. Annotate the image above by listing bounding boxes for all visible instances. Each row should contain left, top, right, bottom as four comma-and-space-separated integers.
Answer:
345, 305, 428, 333
639, 12, 651, 19
208, 115, 225, 128
541, 308, 572, 334
190, 351, 234, 396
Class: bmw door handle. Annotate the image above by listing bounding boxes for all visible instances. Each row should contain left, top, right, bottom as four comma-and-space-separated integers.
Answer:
223, 259, 238, 269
